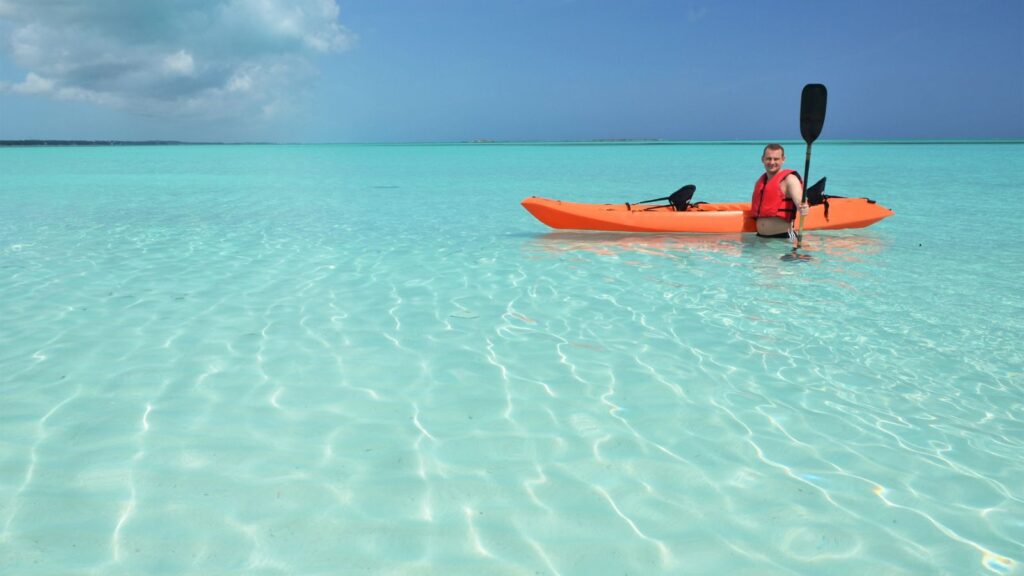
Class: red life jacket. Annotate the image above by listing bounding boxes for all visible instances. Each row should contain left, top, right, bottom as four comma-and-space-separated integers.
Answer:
751, 169, 801, 219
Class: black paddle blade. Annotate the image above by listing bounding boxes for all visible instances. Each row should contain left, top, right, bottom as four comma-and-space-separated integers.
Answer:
781, 251, 813, 262
800, 84, 828, 143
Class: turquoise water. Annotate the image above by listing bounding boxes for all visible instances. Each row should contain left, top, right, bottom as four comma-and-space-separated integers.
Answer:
1, 142, 1022, 575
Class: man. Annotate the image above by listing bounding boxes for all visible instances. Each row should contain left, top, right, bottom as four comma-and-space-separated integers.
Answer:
751, 144, 808, 238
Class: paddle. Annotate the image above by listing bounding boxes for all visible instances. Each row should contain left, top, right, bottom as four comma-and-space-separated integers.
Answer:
783, 83, 827, 262
628, 184, 696, 211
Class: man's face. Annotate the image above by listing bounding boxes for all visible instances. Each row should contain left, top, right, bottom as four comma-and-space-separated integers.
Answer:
762, 149, 785, 176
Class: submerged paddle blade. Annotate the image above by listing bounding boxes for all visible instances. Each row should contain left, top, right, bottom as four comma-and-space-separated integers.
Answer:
781, 249, 813, 262
800, 84, 828, 144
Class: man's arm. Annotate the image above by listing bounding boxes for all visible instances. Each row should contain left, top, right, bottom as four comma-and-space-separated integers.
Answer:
783, 173, 807, 215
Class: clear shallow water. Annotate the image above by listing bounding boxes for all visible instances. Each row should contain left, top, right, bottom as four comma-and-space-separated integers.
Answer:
1, 142, 1022, 575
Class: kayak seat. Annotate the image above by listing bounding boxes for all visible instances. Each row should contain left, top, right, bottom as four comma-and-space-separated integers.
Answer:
804, 177, 852, 221
805, 177, 827, 206
626, 183, 699, 211
668, 184, 696, 211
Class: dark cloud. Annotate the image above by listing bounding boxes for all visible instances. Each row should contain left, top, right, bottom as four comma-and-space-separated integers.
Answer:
0, 0, 352, 120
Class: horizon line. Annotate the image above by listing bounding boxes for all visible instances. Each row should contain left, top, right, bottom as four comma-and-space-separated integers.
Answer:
2, 138, 1023, 147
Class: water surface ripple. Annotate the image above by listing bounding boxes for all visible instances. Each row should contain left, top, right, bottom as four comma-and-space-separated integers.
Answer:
1, 143, 1022, 575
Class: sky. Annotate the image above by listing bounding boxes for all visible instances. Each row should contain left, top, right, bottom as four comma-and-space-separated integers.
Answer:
0, 0, 1021, 143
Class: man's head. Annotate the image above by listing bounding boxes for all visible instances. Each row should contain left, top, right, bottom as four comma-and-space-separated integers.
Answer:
761, 143, 786, 176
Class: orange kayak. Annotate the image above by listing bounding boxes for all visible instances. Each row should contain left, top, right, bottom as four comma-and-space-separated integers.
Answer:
521, 196, 894, 234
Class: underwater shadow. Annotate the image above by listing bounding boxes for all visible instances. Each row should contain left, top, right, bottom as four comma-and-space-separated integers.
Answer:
525, 231, 748, 258
524, 230, 890, 261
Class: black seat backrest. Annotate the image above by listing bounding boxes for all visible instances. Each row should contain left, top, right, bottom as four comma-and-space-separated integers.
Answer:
805, 177, 827, 206
668, 184, 696, 211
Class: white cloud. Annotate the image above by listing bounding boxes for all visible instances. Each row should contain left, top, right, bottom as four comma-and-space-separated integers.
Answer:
55, 84, 124, 108
0, 0, 354, 121
221, 0, 352, 53
12, 71, 53, 93
227, 71, 253, 93
164, 50, 196, 76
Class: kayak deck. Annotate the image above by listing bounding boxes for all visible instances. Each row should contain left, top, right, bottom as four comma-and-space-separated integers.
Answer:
521, 197, 894, 234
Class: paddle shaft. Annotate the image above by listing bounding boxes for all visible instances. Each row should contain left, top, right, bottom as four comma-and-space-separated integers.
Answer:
803, 148, 812, 189
796, 144, 811, 248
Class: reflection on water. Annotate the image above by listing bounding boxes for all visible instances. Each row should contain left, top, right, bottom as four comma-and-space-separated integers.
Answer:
527, 231, 747, 257
809, 233, 888, 260
527, 231, 888, 262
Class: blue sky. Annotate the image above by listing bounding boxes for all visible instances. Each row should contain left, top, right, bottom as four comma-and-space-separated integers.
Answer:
0, 0, 1021, 142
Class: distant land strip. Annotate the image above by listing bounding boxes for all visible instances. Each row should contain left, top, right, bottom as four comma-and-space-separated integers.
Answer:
0, 140, 266, 147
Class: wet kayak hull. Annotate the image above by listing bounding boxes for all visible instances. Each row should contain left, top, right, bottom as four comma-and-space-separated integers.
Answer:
521, 197, 894, 233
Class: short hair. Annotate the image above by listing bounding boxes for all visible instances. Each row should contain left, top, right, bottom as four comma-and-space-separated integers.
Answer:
762, 143, 785, 157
